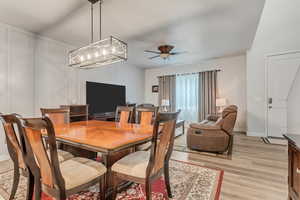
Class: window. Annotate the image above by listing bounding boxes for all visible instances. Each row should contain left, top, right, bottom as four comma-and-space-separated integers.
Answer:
176, 74, 199, 122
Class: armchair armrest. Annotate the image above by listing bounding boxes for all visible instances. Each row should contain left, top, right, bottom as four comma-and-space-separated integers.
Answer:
190, 123, 221, 131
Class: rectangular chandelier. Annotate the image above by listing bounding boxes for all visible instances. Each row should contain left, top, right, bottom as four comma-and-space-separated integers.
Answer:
68, 36, 127, 69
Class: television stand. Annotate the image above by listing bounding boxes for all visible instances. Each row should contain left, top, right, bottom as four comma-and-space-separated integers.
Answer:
93, 112, 116, 121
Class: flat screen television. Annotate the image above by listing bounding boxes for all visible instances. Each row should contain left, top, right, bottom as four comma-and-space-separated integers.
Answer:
86, 81, 126, 116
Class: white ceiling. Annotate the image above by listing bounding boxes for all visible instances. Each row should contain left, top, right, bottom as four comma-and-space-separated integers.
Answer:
0, 0, 265, 68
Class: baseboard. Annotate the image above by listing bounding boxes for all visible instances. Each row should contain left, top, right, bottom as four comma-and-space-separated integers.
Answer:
0, 154, 9, 162
247, 131, 266, 137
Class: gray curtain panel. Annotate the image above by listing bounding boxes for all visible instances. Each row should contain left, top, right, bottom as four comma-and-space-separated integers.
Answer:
198, 71, 217, 121
158, 75, 176, 111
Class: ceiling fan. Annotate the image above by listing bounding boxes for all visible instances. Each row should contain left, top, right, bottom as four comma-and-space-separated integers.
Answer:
144, 45, 186, 60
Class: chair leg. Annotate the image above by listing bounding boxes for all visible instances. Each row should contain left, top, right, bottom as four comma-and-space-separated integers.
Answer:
164, 164, 172, 198
57, 192, 67, 200
99, 176, 106, 200
111, 173, 118, 200
33, 175, 42, 200
25, 171, 35, 200
9, 164, 20, 200
145, 180, 152, 200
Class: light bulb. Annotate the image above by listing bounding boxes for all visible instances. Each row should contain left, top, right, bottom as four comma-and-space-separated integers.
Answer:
80, 56, 85, 62
103, 49, 107, 56
95, 52, 99, 57
112, 46, 116, 53
87, 54, 91, 60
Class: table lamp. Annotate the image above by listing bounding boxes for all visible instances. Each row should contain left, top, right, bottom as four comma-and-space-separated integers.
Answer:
216, 98, 227, 113
161, 99, 170, 112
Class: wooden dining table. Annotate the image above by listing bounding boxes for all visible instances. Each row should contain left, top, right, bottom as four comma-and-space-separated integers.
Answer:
51, 120, 154, 194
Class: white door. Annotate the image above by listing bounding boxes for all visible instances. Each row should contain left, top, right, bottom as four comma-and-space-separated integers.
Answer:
267, 52, 300, 138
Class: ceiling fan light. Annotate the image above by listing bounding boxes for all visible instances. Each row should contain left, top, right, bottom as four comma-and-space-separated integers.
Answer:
160, 53, 169, 59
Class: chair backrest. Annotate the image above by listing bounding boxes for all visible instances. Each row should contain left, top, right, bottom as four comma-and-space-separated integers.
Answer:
135, 106, 159, 126
0, 113, 26, 170
220, 105, 238, 134
115, 106, 134, 123
40, 108, 70, 125
146, 111, 180, 177
17, 116, 65, 191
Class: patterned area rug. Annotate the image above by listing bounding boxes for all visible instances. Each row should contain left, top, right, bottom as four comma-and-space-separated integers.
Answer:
0, 159, 223, 200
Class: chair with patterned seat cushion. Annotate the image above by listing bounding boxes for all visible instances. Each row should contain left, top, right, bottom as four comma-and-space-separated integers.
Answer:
111, 111, 180, 200
17, 116, 107, 200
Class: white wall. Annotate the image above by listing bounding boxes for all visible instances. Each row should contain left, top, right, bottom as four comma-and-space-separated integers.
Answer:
246, 0, 300, 137
34, 37, 80, 115
288, 68, 300, 134
78, 63, 145, 105
0, 22, 145, 160
0, 24, 35, 160
34, 38, 145, 114
144, 55, 247, 132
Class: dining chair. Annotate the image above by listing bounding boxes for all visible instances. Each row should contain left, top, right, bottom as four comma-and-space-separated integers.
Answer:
40, 108, 70, 125
0, 113, 33, 200
115, 106, 134, 123
135, 106, 159, 126
0, 113, 76, 200
17, 116, 107, 200
135, 107, 159, 151
111, 111, 180, 200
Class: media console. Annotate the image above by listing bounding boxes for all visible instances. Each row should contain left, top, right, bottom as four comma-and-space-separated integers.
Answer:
92, 112, 116, 121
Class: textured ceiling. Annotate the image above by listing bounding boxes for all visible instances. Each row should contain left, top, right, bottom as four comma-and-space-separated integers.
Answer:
0, 0, 265, 68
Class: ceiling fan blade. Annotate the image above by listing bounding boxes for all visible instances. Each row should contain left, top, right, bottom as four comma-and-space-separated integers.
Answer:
170, 51, 188, 55
149, 55, 161, 59
144, 50, 161, 54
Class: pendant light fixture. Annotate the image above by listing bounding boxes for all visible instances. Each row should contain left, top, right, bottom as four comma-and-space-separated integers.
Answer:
68, 0, 128, 69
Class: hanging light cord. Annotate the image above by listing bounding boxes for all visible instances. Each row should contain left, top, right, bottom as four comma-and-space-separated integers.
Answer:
99, 0, 102, 40
91, 0, 103, 43
91, 3, 94, 43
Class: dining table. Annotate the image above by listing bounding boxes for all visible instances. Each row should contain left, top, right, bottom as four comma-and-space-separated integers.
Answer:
51, 120, 154, 195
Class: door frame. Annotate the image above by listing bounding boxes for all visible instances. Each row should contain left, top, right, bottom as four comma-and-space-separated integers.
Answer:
265, 50, 300, 138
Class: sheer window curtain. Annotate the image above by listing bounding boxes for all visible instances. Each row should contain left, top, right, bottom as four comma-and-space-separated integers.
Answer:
176, 74, 199, 122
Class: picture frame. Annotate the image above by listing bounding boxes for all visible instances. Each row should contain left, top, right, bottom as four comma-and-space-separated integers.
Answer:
152, 85, 159, 93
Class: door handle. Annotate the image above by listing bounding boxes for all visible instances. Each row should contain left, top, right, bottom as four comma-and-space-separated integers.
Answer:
268, 98, 272, 104
297, 168, 300, 174
268, 106, 272, 109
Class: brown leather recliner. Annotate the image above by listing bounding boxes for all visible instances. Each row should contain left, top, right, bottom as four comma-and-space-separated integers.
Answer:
186, 105, 238, 155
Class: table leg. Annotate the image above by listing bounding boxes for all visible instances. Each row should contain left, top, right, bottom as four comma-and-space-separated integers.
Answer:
102, 148, 134, 198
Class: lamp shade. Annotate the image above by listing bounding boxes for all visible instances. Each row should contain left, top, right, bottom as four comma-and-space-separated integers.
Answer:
216, 98, 227, 107
161, 99, 170, 107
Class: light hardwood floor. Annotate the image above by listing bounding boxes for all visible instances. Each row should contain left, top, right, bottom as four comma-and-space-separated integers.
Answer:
172, 133, 288, 200
0, 133, 288, 200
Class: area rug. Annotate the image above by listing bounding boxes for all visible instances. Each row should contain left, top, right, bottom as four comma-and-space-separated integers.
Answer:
0, 159, 223, 200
